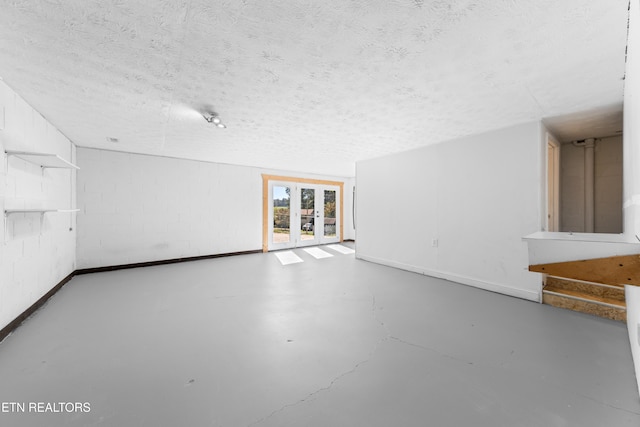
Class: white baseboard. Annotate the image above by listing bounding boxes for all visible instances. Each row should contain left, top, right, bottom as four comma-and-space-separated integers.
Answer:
356, 253, 540, 302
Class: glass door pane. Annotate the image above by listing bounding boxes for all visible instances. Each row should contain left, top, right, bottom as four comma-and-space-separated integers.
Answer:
324, 190, 336, 238
266, 181, 341, 250
300, 187, 316, 242
273, 185, 291, 244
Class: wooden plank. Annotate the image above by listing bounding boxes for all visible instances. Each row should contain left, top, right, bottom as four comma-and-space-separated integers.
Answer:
545, 277, 626, 301
543, 286, 625, 307
542, 293, 626, 322
531, 254, 640, 286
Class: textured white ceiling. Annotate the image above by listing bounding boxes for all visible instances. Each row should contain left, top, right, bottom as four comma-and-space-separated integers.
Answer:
0, 0, 629, 176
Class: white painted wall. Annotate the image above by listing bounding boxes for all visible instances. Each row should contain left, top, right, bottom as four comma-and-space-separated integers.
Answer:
0, 79, 77, 331
625, 0, 640, 399
628, 285, 640, 398
560, 136, 623, 233
625, 1, 640, 241
76, 148, 354, 269
356, 122, 542, 301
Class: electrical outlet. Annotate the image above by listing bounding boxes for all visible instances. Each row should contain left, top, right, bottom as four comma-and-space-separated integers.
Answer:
431, 239, 438, 248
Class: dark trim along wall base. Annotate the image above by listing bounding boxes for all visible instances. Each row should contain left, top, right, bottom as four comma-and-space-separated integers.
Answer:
75, 249, 263, 275
0, 249, 262, 344
0, 272, 74, 344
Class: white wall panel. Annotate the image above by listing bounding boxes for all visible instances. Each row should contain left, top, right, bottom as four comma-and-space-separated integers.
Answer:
356, 144, 439, 270
627, 285, 640, 399
624, 1, 640, 240
357, 122, 542, 301
624, 0, 640, 399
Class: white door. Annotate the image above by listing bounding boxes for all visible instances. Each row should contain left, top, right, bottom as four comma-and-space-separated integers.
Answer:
298, 185, 319, 246
319, 186, 340, 245
268, 182, 340, 250
297, 185, 341, 247
268, 182, 295, 250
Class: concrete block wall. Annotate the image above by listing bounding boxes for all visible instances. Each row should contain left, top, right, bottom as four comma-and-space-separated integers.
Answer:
76, 148, 355, 269
0, 79, 77, 331
77, 149, 261, 268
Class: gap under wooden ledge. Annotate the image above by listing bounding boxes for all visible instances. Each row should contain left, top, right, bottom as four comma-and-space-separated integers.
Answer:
523, 232, 640, 266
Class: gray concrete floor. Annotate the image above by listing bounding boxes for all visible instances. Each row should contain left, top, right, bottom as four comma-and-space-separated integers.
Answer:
1, 244, 639, 426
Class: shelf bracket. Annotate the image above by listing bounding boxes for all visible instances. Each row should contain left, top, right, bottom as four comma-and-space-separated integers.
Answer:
3, 209, 79, 243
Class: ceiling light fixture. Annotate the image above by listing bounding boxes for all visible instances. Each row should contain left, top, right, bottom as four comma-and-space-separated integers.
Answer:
203, 112, 226, 128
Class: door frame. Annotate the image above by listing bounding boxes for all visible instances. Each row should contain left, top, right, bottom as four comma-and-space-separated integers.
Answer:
262, 174, 344, 252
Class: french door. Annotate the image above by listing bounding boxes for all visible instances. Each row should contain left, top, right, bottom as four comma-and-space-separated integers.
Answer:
267, 181, 341, 251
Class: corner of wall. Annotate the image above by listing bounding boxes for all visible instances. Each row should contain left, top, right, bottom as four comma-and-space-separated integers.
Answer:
624, 0, 640, 240
0, 79, 77, 331
624, 0, 640, 400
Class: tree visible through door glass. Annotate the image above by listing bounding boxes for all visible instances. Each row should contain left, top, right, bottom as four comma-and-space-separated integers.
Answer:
324, 190, 336, 237
300, 188, 315, 241
273, 186, 290, 243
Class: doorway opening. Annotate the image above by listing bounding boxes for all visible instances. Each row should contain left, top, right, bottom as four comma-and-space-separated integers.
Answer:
557, 135, 623, 233
543, 107, 624, 234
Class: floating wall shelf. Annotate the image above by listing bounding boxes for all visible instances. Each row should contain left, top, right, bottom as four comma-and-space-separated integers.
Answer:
3, 209, 80, 240
5, 150, 79, 170
3, 150, 79, 243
